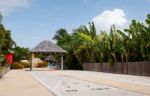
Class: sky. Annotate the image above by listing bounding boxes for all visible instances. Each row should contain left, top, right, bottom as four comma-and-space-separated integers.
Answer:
0, 0, 150, 49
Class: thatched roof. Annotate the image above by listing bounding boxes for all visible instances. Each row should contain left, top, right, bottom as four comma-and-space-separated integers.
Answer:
32, 58, 43, 63
44, 55, 57, 62
30, 40, 66, 53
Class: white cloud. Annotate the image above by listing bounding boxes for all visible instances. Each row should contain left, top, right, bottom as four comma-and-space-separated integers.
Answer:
0, 0, 32, 15
92, 9, 128, 32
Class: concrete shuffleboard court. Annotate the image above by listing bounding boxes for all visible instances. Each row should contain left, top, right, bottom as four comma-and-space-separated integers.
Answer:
28, 71, 147, 96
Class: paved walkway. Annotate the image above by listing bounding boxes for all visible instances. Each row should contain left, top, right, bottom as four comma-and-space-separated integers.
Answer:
53, 70, 150, 96
29, 71, 148, 96
1, 70, 150, 96
0, 70, 54, 96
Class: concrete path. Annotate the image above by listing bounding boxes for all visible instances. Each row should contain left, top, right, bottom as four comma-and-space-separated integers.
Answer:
53, 70, 150, 96
29, 71, 147, 96
0, 70, 54, 96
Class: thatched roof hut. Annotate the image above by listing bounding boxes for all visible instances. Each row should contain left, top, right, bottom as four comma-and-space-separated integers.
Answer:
30, 40, 66, 53
32, 58, 43, 67
44, 55, 57, 62
30, 40, 66, 70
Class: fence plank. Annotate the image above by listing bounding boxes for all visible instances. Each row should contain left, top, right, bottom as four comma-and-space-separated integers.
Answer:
83, 62, 150, 76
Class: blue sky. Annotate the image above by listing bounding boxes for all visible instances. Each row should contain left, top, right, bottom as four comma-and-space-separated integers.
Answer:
0, 0, 150, 48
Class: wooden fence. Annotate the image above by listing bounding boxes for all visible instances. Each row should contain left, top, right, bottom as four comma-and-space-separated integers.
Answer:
83, 62, 150, 76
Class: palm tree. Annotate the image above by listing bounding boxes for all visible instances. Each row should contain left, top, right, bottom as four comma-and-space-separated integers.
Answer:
142, 14, 150, 60
53, 28, 71, 50
117, 29, 130, 62
97, 31, 109, 63
72, 22, 99, 63
107, 25, 123, 65
53, 28, 82, 69
124, 20, 141, 61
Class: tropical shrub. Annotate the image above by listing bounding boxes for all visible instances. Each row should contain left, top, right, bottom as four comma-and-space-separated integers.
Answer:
20, 60, 30, 68
37, 61, 48, 68
11, 62, 24, 69
11, 61, 30, 69
13, 46, 29, 62
0, 54, 5, 66
21, 62, 30, 68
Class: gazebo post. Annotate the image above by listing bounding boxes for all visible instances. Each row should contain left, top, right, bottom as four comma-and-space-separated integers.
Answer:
61, 54, 63, 70
30, 53, 35, 71
30, 53, 32, 71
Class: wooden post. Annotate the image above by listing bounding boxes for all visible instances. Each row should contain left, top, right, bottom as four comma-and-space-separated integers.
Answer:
30, 53, 35, 71
30, 54, 32, 71
61, 54, 63, 70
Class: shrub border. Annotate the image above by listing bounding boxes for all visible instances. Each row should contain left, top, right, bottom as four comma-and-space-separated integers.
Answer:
0, 65, 10, 78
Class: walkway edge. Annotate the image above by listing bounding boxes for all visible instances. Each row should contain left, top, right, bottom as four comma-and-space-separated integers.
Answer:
28, 72, 61, 96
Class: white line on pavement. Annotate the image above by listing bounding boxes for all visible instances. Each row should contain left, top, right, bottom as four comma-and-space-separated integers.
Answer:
29, 72, 62, 96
